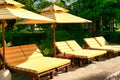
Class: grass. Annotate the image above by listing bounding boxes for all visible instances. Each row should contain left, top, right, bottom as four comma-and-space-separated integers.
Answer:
12, 74, 29, 80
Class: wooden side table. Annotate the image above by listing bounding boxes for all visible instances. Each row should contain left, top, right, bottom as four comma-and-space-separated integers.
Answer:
56, 53, 74, 67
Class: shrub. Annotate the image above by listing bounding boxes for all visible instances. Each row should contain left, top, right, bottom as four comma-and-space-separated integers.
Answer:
56, 30, 71, 41
103, 31, 120, 44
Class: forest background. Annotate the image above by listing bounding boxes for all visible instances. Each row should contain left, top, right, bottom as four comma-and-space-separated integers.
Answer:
0, 0, 120, 56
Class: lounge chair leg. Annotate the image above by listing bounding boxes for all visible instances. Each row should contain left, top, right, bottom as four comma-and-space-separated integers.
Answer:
37, 77, 41, 80
65, 66, 69, 72
30, 77, 36, 80
117, 52, 120, 56
87, 59, 92, 64
109, 54, 111, 59
71, 58, 74, 67
107, 53, 112, 59
79, 59, 82, 67
95, 56, 99, 61
50, 71, 54, 79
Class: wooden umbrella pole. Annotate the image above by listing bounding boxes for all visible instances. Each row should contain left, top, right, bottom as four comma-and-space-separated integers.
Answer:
51, 23, 56, 57
2, 20, 7, 70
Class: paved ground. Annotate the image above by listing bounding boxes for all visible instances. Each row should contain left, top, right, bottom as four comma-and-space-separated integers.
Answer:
52, 55, 120, 80
13, 55, 120, 80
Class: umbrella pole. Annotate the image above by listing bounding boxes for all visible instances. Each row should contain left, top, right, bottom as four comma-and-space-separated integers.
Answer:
51, 23, 56, 57
2, 20, 7, 70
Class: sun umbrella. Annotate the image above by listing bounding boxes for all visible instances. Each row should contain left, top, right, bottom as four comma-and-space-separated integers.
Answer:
17, 4, 92, 57
0, 0, 54, 69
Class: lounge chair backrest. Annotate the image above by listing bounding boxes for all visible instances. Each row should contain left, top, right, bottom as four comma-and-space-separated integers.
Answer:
66, 40, 83, 51
0, 46, 27, 65
95, 36, 108, 46
83, 38, 101, 48
20, 44, 43, 60
55, 41, 73, 53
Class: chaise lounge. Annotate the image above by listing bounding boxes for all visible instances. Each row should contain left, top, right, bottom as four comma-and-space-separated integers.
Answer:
0, 44, 71, 80
83, 37, 120, 58
55, 40, 107, 66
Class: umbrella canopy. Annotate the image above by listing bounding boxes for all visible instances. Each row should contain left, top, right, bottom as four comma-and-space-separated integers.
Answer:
41, 12, 92, 23
40, 4, 92, 23
0, 0, 24, 7
0, 0, 55, 69
40, 4, 69, 12
0, 7, 54, 22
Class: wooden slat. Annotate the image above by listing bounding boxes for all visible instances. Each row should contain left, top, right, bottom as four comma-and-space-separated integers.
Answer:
20, 44, 43, 59
83, 38, 100, 48
95, 36, 108, 46
66, 40, 83, 51
0, 46, 27, 65
55, 41, 73, 53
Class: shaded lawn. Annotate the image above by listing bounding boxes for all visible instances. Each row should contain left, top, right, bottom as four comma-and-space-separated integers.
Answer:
12, 74, 29, 80
12, 73, 50, 80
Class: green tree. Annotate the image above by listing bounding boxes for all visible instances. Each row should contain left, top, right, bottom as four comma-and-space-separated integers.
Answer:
69, 0, 120, 35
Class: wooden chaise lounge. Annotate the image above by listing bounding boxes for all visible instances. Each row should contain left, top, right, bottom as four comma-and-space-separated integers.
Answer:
83, 37, 120, 58
0, 44, 71, 80
55, 40, 107, 66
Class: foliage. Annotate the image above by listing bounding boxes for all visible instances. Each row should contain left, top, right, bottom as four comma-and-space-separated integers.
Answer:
39, 39, 54, 56
0, 31, 47, 45
36, 0, 67, 11
68, 0, 120, 34
42, 48, 51, 56
35, 1, 51, 11
56, 30, 71, 41
103, 31, 120, 44
5, 20, 16, 31
0, 31, 54, 56
0, 58, 3, 69
17, 0, 35, 11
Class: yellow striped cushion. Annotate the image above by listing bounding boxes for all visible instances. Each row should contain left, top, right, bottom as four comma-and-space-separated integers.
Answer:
66, 40, 83, 51
74, 50, 106, 58
0, 46, 27, 65
9, 57, 70, 74
55, 41, 73, 53
84, 38, 100, 48
95, 36, 107, 46
20, 44, 43, 60
0, 44, 71, 74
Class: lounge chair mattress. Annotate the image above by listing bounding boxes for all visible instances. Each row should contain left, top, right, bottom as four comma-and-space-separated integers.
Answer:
9, 57, 70, 74
92, 46, 120, 52
65, 50, 106, 58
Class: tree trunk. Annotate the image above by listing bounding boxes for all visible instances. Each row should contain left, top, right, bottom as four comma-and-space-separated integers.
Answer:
31, 24, 35, 33
92, 21, 96, 36
110, 18, 114, 32
100, 16, 103, 32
